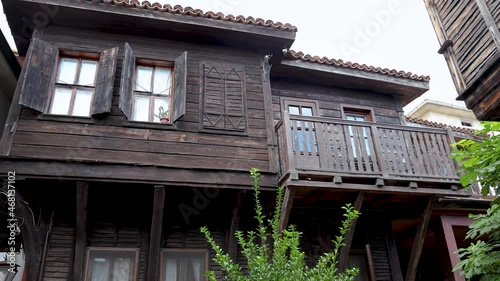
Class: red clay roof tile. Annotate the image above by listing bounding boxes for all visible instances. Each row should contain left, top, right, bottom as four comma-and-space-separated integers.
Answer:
286, 50, 431, 82
406, 116, 476, 135
87, 0, 298, 32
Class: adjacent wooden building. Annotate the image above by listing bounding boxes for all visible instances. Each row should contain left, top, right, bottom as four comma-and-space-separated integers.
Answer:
0, 1, 491, 281
423, 0, 500, 120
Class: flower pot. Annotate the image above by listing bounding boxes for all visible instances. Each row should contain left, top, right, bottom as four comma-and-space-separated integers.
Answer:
160, 117, 169, 124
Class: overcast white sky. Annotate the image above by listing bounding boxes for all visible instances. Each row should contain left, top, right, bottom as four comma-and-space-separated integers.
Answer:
0, 0, 467, 113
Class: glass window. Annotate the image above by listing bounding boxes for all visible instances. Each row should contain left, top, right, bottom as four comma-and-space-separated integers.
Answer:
85, 248, 138, 281
50, 57, 98, 117
161, 250, 207, 281
286, 103, 317, 154
347, 254, 371, 281
132, 64, 173, 123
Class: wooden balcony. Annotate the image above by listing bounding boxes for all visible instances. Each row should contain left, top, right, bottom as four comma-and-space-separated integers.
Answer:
276, 112, 464, 195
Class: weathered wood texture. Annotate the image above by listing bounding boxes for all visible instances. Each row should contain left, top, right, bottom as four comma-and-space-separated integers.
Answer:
10, 26, 272, 182
271, 79, 402, 125
428, 0, 499, 88
147, 185, 165, 281
277, 114, 459, 182
424, 0, 500, 120
72, 182, 88, 281
338, 191, 364, 272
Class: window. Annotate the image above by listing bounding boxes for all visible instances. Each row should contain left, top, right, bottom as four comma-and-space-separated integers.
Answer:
341, 105, 374, 159
160, 249, 207, 281
201, 63, 246, 132
132, 64, 173, 122
282, 99, 319, 154
49, 57, 98, 117
119, 43, 187, 124
461, 120, 473, 127
18, 39, 118, 116
84, 248, 138, 281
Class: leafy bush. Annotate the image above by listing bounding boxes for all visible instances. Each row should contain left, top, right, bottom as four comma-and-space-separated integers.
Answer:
201, 168, 361, 281
451, 122, 500, 281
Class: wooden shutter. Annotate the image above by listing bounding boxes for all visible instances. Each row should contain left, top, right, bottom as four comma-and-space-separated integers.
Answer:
119, 43, 135, 119
92, 47, 119, 116
19, 38, 58, 113
171, 51, 187, 122
201, 63, 246, 132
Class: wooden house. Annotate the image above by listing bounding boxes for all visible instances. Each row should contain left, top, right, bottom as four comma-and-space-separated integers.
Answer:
0, 1, 489, 281
423, 0, 500, 121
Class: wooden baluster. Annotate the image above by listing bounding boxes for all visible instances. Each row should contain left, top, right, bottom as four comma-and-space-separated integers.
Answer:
282, 111, 296, 177
371, 126, 388, 178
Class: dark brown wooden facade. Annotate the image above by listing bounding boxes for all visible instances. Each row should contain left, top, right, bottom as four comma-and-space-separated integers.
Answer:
423, 0, 500, 120
0, 1, 489, 281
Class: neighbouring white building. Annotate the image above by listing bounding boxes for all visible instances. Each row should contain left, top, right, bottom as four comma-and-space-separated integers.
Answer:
407, 100, 481, 130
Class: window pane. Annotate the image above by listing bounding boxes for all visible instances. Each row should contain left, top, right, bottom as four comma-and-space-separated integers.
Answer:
153, 98, 169, 123
50, 88, 72, 115
86, 250, 136, 281
288, 106, 300, 115
72, 91, 92, 117
78, 61, 98, 86
162, 251, 206, 281
347, 255, 370, 281
355, 116, 366, 121
133, 96, 150, 122
57, 58, 78, 84
136, 66, 153, 92
302, 107, 313, 116
153, 67, 172, 95
346, 115, 356, 121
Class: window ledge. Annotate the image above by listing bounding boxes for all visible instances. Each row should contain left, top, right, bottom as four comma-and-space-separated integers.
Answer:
123, 120, 178, 130
37, 114, 95, 124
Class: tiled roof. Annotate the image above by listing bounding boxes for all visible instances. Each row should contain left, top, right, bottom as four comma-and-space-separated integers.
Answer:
86, 0, 298, 32
406, 116, 477, 135
286, 50, 431, 82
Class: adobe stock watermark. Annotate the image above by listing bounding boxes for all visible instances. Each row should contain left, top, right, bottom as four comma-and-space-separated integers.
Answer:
4, 172, 19, 275
12, 4, 59, 47
179, 187, 219, 224
339, 0, 403, 58
211, 0, 243, 15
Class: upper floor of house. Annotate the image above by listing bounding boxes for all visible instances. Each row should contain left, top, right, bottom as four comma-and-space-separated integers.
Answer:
423, 0, 500, 121
0, 0, 473, 196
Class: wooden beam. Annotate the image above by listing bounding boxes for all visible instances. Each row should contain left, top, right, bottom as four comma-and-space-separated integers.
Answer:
278, 186, 296, 233
72, 182, 88, 281
405, 197, 435, 281
227, 190, 246, 261
475, 0, 500, 50
147, 185, 165, 281
338, 191, 364, 272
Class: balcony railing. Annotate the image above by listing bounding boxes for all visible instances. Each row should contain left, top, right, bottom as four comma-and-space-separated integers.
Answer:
276, 112, 460, 184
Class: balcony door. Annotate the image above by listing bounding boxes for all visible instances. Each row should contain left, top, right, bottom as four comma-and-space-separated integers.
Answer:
282, 99, 320, 170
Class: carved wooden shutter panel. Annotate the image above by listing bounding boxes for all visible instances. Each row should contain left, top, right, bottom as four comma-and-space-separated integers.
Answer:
19, 38, 58, 113
92, 47, 119, 115
172, 51, 187, 122
202, 63, 246, 132
119, 43, 135, 119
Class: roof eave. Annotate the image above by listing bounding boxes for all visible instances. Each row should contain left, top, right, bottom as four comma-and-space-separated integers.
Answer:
277, 60, 429, 105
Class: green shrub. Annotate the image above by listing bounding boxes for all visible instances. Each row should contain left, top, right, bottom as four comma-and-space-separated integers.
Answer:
201, 168, 361, 281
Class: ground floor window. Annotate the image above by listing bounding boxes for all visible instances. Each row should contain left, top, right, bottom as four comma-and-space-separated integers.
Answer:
85, 247, 138, 281
161, 249, 207, 281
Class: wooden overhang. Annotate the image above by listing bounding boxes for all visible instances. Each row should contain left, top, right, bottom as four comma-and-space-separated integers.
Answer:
3, 0, 296, 57
272, 59, 430, 106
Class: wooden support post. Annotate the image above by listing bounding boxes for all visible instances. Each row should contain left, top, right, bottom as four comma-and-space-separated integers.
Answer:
278, 186, 296, 233
405, 197, 435, 281
333, 175, 342, 184
147, 185, 165, 281
228, 190, 246, 261
72, 182, 89, 281
338, 191, 364, 272
408, 182, 418, 189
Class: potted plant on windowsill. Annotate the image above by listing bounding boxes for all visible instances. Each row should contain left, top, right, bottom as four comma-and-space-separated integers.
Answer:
154, 106, 169, 124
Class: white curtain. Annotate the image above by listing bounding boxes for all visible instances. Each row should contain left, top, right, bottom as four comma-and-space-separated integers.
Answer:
165, 257, 203, 281
90, 257, 131, 281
